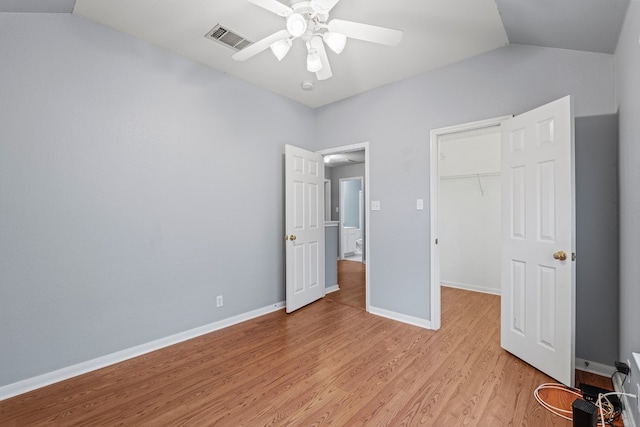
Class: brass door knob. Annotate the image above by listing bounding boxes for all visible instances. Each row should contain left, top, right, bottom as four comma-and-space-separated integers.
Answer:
290, 235, 296, 241
553, 251, 567, 261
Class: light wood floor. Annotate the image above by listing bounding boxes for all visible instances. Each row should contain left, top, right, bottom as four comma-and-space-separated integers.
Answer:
0, 286, 616, 426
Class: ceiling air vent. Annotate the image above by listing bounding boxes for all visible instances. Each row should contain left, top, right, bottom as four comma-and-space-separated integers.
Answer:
205, 24, 252, 51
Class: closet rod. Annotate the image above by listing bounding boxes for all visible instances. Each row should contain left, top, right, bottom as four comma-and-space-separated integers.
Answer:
440, 172, 501, 180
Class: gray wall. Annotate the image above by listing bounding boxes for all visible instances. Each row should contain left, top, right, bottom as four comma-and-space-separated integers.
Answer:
0, 13, 314, 387
325, 226, 338, 288
615, 2, 640, 424
575, 115, 619, 366
316, 44, 616, 321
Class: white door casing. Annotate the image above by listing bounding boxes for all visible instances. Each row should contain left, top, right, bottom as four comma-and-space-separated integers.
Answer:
500, 96, 575, 386
285, 144, 325, 313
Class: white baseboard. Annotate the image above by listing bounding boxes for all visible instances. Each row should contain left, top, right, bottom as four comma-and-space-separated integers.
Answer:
369, 306, 432, 329
442, 281, 501, 296
575, 358, 616, 377
613, 368, 637, 427
0, 301, 285, 402
325, 285, 340, 294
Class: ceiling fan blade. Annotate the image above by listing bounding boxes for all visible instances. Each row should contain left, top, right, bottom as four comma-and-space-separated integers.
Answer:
311, 0, 341, 13
248, 0, 293, 17
232, 29, 291, 61
328, 19, 403, 46
311, 36, 332, 80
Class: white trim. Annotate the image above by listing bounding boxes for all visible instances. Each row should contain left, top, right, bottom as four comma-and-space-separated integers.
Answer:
429, 130, 441, 330
0, 301, 285, 401
613, 368, 637, 427
318, 142, 370, 313
369, 306, 432, 329
429, 116, 511, 331
325, 285, 340, 293
442, 281, 501, 296
574, 358, 616, 377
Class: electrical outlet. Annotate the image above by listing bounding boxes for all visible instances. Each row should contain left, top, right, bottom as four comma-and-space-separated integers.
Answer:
216, 295, 223, 307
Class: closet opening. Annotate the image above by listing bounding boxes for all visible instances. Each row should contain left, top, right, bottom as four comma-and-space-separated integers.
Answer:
429, 116, 510, 330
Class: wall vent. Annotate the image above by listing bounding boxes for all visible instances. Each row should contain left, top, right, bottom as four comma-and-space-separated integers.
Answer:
205, 24, 252, 51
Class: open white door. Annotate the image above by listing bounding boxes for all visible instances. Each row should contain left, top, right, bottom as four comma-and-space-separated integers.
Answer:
501, 96, 575, 386
285, 144, 325, 313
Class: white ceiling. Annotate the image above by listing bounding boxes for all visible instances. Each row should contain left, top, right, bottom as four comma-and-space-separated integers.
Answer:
324, 150, 365, 167
0, 0, 630, 108
71, 0, 509, 108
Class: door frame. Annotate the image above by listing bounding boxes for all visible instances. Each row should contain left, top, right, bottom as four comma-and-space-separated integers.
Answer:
429, 116, 511, 330
339, 176, 364, 260
318, 142, 370, 312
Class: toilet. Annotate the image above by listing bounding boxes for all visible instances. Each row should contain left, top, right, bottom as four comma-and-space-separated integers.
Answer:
355, 238, 363, 254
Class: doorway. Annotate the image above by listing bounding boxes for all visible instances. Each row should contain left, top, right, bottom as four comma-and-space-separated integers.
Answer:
429, 116, 510, 330
340, 176, 364, 262
318, 142, 370, 312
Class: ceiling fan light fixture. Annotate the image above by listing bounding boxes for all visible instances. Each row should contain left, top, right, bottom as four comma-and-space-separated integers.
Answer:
270, 38, 292, 61
286, 13, 307, 38
306, 48, 323, 73
323, 32, 346, 54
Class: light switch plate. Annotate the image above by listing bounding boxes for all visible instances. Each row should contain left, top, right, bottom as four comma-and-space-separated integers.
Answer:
371, 201, 381, 211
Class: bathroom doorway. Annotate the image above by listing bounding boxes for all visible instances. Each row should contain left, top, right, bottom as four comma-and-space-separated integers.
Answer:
340, 177, 364, 262
319, 142, 369, 312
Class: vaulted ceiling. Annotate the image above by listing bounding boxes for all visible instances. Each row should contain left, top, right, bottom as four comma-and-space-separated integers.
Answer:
0, 0, 630, 108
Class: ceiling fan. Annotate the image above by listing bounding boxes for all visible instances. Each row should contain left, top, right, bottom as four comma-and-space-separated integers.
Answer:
232, 0, 403, 81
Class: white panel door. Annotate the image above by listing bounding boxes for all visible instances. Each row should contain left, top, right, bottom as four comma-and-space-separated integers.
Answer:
285, 144, 325, 313
501, 96, 575, 386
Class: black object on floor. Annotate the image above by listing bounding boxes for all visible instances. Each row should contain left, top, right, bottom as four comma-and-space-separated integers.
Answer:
572, 398, 597, 427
